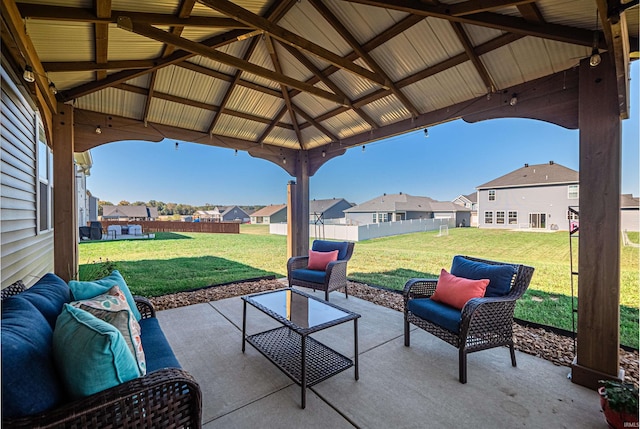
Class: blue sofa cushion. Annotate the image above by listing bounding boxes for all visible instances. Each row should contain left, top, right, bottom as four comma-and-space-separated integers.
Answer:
19, 273, 71, 329
407, 298, 461, 334
312, 240, 349, 261
69, 270, 142, 321
290, 268, 327, 284
1, 297, 65, 418
450, 256, 517, 298
139, 318, 181, 372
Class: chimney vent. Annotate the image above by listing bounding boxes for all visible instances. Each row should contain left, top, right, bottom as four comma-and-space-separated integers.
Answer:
549, 160, 554, 165
524, 163, 529, 167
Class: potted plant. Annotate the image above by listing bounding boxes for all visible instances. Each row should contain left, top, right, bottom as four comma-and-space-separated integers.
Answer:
598, 379, 639, 429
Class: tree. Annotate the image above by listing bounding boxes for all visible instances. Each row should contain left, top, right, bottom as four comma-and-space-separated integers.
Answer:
118, 200, 130, 206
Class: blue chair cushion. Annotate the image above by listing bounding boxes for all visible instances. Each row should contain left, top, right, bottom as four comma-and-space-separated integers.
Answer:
1, 297, 65, 418
19, 273, 71, 329
407, 298, 461, 334
290, 268, 327, 284
139, 318, 181, 372
312, 240, 349, 261
450, 256, 517, 298
69, 270, 142, 321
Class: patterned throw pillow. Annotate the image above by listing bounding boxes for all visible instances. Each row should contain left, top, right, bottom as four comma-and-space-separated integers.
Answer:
71, 286, 146, 376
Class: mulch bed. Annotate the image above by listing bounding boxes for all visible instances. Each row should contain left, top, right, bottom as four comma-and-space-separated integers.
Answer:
150, 279, 638, 387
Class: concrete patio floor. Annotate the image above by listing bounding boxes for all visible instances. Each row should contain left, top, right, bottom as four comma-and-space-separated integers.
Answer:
157, 289, 606, 428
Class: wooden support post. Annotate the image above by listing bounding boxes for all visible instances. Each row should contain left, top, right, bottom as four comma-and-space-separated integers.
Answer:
53, 102, 78, 282
571, 55, 622, 389
286, 153, 310, 258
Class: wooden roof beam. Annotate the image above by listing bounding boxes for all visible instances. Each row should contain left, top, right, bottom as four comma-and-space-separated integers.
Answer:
116, 19, 348, 106
345, 0, 606, 49
17, 3, 250, 28
94, 0, 111, 81
265, 35, 305, 149
143, 0, 197, 125
445, 0, 535, 16
308, 0, 419, 118
450, 22, 497, 93
198, 0, 389, 88
1, 0, 57, 115
207, 36, 262, 135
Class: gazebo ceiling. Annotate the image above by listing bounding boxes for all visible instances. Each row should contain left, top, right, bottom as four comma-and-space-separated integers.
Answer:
2, 0, 638, 174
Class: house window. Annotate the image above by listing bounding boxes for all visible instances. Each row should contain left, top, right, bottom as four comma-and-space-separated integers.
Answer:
508, 211, 518, 225
488, 190, 496, 201
37, 121, 53, 233
373, 212, 389, 223
496, 211, 505, 224
484, 211, 493, 224
568, 185, 579, 199
567, 210, 579, 220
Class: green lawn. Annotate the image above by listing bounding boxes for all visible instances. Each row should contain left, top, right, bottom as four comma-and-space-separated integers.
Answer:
78, 225, 639, 348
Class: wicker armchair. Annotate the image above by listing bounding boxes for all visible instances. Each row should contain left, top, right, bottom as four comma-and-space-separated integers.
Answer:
287, 240, 355, 301
2, 288, 202, 428
403, 255, 534, 384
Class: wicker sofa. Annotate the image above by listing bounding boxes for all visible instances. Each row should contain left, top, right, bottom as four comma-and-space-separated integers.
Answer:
1, 273, 202, 428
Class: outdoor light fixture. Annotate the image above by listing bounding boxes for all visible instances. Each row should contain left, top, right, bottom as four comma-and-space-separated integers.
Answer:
23, 65, 35, 83
95, 125, 102, 134
235, 149, 238, 156
362, 145, 365, 152
322, 150, 326, 158
509, 94, 518, 106
175, 142, 179, 150
48, 82, 58, 95
423, 128, 429, 138
282, 157, 287, 164
589, 48, 601, 67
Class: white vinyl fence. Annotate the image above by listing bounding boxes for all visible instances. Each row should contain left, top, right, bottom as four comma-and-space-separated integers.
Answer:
269, 218, 454, 241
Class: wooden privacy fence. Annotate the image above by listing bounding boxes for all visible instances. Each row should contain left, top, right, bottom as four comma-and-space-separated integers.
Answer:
99, 220, 239, 234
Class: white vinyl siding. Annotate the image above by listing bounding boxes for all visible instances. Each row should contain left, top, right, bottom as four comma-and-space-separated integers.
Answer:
1, 66, 54, 288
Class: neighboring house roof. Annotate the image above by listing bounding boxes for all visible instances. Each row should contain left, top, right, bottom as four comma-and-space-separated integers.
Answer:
250, 204, 287, 217
621, 194, 640, 209
309, 198, 353, 214
345, 193, 468, 213
464, 192, 477, 203
477, 162, 578, 189
102, 205, 158, 218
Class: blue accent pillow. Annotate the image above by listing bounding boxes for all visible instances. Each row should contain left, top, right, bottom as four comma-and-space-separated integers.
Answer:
450, 256, 517, 298
312, 240, 349, 261
53, 304, 140, 398
19, 273, 71, 329
1, 297, 65, 418
69, 270, 141, 321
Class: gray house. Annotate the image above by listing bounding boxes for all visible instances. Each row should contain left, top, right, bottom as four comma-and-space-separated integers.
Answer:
250, 204, 287, 224
101, 205, 159, 221
476, 161, 579, 230
309, 198, 354, 224
452, 192, 478, 226
344, 193, 470, 226
196, 206, 250, 223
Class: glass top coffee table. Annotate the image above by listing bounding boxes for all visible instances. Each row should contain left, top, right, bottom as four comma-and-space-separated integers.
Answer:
242, 288, 361, 409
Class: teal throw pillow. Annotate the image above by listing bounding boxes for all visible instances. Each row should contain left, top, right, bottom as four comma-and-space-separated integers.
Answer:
53, 304, 140, 398
69, 270, 141, 320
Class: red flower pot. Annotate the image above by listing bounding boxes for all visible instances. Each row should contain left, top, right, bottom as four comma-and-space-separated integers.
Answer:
599, 386, 640, 429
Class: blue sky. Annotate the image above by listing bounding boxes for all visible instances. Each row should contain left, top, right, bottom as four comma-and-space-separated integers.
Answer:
88, 62, 639, 206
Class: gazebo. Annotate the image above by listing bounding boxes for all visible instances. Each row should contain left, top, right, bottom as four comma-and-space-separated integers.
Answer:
1, 0, 637, 391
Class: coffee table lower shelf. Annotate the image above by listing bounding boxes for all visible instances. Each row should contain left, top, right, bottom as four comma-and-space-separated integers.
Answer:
246, 326, 353, 389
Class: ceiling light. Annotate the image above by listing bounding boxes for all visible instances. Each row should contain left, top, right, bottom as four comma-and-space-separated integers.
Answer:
23, 65, 35, 83
282, 157, 287, 164
95, 125, 102, 134
322, 150, 326, 158
589, 48, 601, 67
48, 82, 58, 95
509, 94, 518, 106
235, 149, 238, 156
423, 128, 429, 138
362, 145, 365, 152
